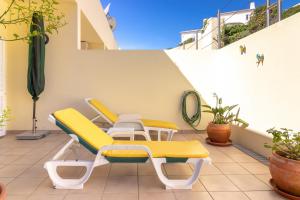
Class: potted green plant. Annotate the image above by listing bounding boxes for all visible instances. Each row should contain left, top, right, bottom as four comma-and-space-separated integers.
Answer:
202, 93, 248, 145
0, 109, 9, 200
265, 128, 300, 198
0, 109, 10, 137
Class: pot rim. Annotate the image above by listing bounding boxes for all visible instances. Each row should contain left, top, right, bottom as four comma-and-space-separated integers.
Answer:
272, 152, 300, 164
208, 122, 231, 126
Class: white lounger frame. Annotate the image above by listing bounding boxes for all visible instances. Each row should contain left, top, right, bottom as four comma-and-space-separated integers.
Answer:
85, 98, 177, 141
45, 115, 210, 190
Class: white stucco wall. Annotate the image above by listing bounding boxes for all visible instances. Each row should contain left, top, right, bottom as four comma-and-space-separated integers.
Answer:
166, 13, 300, 136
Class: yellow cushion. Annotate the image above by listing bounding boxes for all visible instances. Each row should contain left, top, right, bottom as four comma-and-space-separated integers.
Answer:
141, 119, 178, 130
54, 108, 114, 150
88, 99, 118, 123
54, 108, 208, 159
103, 140, 209, 158
89, 98, 178, 130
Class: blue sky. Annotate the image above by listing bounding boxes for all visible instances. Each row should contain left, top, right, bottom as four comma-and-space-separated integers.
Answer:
100, 0, 300, 49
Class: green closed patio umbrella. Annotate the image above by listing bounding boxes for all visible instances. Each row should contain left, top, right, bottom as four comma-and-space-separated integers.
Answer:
17, 12, 50, 140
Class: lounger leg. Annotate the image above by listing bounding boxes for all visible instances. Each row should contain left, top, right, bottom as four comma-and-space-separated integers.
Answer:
44, 160, 94, 189
144, 128, 151, 141
167, 130, 175, 141
157, 130, 161, 141
90, 114, 101, 122
44, 137, 109, 189
152, 158, 206, 189
143, 131, 151, 141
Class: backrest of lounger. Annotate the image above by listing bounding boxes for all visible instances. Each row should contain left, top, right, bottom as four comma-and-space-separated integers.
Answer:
53, 108, 114, 153
88, 99, 118, 123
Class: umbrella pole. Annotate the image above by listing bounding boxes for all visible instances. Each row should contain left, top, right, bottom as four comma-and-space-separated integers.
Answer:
32, 100, 37, 135
16, 99, 49, 140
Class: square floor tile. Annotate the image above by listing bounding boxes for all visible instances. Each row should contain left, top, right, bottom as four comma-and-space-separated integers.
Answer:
197, 163, 222, 175
19, 166, 48, 178
139, 192, 176, 200
138, 163, 157, 176
64, 194, 101, 200
199, 175, 239, 192
6, 177, 44, 195
164, 163, 193, 176
0, 177, 14, 185
104, 176, 138, 194
168, 175, 206, 192
109, 163, 137, 176
27, 194, 65, 200
239, 163, 270, 174
229, 154, 259, 163
209, 152, 234, 163
255, 174, 272, 187
31, 178, 69, 196
210, 191, 249, 200
227, 175, 271, 191
138, 176, 169, 193
0, 155, 20, 165
102, 193, 138, 200
214, 163, 250, 175
0, 165, 29, 178
174, 191, 213, 200
6, 196, 28, 200
91, 164, 110, 177
245, 191, 287, 200
71, 176, 106, 194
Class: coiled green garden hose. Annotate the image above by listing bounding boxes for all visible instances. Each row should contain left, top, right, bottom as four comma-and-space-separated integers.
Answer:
181, 90, 202, 131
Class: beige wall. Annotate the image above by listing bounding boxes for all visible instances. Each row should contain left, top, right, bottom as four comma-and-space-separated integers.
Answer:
4, 2, 208, 131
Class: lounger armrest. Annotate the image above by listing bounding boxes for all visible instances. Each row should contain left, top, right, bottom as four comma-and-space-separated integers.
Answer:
118, 114, 142, 120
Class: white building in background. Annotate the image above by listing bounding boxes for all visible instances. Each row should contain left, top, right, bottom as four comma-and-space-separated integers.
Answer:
177, 2, 255, 50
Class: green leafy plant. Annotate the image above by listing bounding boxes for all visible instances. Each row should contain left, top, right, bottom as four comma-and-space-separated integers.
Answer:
265, 128, 300, 160
0, 0, 66, 42
178, 37, 195, 46
222, 4, 300, 46
222, 24, 249, 46
0, 108, 10, 128
202, 93, 248, 127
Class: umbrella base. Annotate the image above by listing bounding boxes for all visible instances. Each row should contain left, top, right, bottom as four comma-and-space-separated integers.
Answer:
16, 130, 50, 140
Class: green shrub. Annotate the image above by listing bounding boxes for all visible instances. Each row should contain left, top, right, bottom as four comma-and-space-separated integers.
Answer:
221, 4, 300, 46
265, 128, 300, 160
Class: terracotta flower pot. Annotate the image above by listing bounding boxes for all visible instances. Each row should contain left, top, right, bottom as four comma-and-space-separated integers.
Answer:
0, 183, 6, 200
269, 152, 300, 197
207, 123, 231, 143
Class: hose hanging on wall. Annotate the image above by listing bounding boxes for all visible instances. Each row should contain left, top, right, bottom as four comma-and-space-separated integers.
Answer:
181, 90, 202, 131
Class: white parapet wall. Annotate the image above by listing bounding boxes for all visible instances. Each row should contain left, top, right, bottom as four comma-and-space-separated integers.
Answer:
166, 13, 300, 156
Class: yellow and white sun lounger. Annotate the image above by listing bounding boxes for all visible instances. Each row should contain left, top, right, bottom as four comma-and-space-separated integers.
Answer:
44, 108, 210, 190
85, 98, 178, 141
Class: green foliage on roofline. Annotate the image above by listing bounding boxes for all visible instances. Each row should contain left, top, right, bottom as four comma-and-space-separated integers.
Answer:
178, 37, 195, 46
222, 4, 300, 46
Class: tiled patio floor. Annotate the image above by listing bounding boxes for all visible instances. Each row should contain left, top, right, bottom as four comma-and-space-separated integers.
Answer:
0, 132, 287, 200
